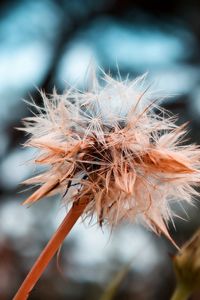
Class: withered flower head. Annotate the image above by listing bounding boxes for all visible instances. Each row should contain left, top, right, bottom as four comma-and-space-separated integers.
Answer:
22, 73, 200, 242
173, 229, 200, 297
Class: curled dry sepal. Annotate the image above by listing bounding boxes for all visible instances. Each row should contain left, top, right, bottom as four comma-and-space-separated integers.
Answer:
22, 73, 200, 243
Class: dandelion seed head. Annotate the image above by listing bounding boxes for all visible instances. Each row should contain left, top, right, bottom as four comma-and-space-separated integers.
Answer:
21, 71, 200, 243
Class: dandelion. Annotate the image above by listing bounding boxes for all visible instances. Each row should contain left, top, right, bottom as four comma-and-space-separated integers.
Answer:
13, 72, 200, 299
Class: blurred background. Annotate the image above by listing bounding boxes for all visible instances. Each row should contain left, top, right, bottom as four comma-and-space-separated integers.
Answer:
1, 0, 200, 299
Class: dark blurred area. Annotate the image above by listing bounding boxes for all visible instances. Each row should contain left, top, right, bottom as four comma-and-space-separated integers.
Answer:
1, 0, 200, 299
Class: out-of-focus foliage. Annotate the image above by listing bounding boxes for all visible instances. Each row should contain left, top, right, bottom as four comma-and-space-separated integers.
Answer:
99, 258, 135, 300
1, 0, 200, 299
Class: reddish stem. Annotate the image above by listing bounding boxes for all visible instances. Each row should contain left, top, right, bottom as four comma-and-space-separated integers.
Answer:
13, 201, 87, 300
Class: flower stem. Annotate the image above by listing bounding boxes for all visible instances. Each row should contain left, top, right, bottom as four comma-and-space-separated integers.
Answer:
13, 200, 88, 300
171, 284, 191, 300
